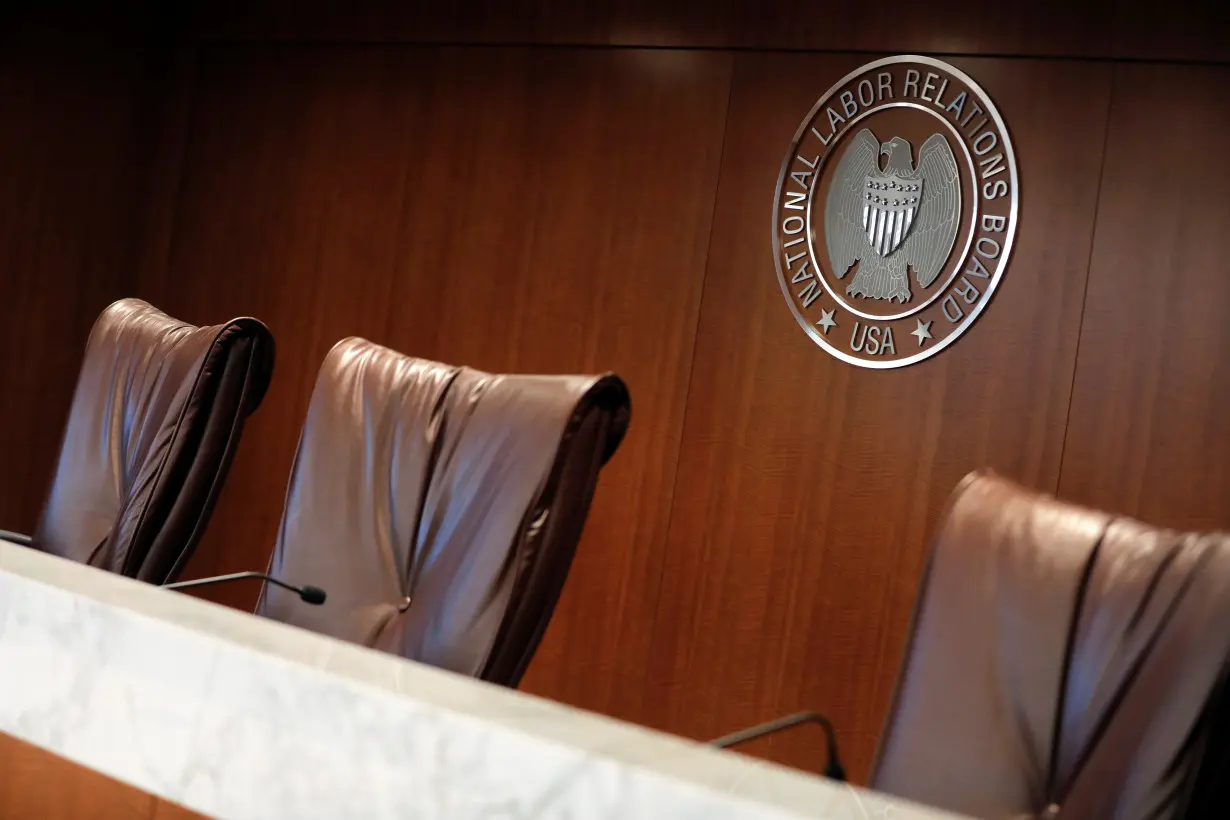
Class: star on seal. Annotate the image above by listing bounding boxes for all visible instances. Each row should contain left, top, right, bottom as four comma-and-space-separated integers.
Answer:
816, 309, 837, 335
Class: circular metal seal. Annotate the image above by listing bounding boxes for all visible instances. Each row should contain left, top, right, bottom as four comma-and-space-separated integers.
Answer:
772, 55, 1019, 369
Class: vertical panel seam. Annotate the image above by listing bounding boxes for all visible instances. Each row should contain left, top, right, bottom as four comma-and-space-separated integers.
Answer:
634, 51, 737, 722
1054, 63, 1118, 496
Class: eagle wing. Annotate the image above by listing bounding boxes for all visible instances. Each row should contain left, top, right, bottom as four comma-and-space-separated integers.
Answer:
825, 129, 881, 280
901, 134, 960, 289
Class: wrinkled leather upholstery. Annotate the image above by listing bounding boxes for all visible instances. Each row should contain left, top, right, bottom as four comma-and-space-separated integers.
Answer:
257, 337, 630, 686
873, 472, 1230, 819
34, 298, 274, 584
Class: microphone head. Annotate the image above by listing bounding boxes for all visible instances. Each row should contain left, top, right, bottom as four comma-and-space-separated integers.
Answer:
299, 585, 327, 605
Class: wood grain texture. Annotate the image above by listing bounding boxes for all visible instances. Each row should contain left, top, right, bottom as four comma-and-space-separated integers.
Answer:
133, 43, 439, 610
187, 0, 1230, 62
12, 0, 1230, 790
135, 44, 732, 724
0, 730, 206, 819
186, 0, 1115, 57
381, 48, 733, 720
716, 0, 1113, 55
1058, 63, 1230, 531
641, 53, 1112, 779
0, 18, 150, 537
0, 731, 155, 818
1111, 0, 1230, 62
152, 800, 208, 819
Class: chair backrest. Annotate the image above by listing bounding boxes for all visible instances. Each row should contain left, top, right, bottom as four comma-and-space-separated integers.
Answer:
872, 472, 1230, 819
35, 298, 275, 583
256, 337, 630, 686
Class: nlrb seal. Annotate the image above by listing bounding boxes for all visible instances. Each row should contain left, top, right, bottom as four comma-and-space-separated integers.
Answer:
773, 56, 1019, 369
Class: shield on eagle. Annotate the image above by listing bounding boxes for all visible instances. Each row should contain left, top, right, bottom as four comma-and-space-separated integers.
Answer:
825, 129, 961, 304
863, 174, 922, 257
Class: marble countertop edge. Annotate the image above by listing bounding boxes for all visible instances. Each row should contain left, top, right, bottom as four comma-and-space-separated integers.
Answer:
0, 539, 966, 820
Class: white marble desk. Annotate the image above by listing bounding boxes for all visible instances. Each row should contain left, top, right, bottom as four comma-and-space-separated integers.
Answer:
0, 538, 967, 819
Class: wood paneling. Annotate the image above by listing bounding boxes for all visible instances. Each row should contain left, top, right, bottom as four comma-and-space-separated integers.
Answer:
0, 731, 206, 819
186, 0, 1230, 64
721, 0, 1113, 55
134, 44, 441, 609
186, 0, 1230, 62
0, 731, 152, 818
152, 800, 208, 819
1111, 0, 1230, 62
12, 0, 1230, 790
187, 0, 1116, 57
134, 44, 733, 724
1058, 63, 1230, 530
641, 53, 1112, 778
0, 17, 152, 537
383, 48, 733, 719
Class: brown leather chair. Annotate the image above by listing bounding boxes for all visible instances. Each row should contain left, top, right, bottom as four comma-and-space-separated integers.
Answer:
1, 298, 275, 584
872, 472, 1230, 819
256, 337, 630, 686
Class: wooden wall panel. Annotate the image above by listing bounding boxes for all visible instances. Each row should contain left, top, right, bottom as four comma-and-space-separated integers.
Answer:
0, 18, 151, 537
1058, 63, 1230, 530
379, 48, 733, 719
187, 0, 1230, 62
0, 731, 205, 819
1111, 0, 1230, 62
187, 0, 1116, 57
153, 800, 208, 819
642, 54, 1112, 778
134, 44, 442, 609
0, 731, 153, 818
135, 44, 733, 723
12, 0, 1223, 790
721, 0, 1113, 54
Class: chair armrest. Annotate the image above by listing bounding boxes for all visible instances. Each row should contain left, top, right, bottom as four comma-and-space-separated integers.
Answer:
0, 529, 33, 546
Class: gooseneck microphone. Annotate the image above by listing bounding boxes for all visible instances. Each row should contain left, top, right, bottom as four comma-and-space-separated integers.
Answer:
163, 571, 327, 605
709, 711, 846, 782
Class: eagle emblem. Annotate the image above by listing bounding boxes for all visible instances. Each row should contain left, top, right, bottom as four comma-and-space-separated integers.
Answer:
824, 129, 961, 303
